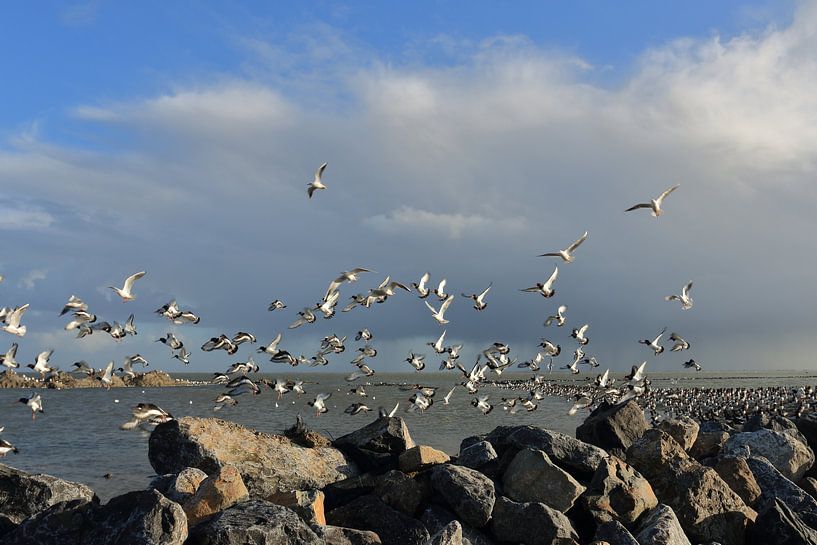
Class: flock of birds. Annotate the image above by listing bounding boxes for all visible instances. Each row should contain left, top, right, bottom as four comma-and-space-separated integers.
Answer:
0, 171, 781, 458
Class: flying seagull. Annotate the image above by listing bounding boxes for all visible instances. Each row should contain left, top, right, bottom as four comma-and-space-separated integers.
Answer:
425, 295, 454, 325
625, 184, 680, 217
539, 231, 588, 263
307, 162, 328, 198
521, 266, 558, 298
109, 271, 146, 301
462, 284, 492, 311
665, 281, 694, 310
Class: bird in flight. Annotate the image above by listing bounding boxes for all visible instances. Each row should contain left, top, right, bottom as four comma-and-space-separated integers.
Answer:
625, 184, 680, 217
307, 162, 328, 198
109, 271, 146, 302
539, 231, 588, 263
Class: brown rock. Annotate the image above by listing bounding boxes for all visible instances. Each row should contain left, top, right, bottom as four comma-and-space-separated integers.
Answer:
502, 448, 585, 512
582, 455, 658, 525
334, 417, 416, 473
373, 470, 427, 517
321, 525, 383, 545
398, 445, 450, 472
659, 417, 700, 451
715, 457, 761, 507
183, 465, 249, 526
798, 476, 817, 499
269, 489, 326, 525
690, 430, 729, 460
576, 401, 648, 452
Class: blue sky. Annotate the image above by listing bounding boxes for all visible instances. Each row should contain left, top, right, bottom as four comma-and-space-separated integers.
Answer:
1, 1, 816, 374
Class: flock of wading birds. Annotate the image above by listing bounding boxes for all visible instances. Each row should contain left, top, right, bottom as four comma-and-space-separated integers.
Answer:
0, 170, 717, 458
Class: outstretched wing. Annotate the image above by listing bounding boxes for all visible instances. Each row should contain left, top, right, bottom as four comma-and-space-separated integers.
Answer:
625, 202, 651, 212
567, 231, 588, 253
123, 271, 146, 293
656, 184, 680, 205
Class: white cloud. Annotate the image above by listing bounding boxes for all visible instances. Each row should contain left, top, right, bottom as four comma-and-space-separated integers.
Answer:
18, 269, 47, 290
0, 203, 55, 230
365, 206, 526, 240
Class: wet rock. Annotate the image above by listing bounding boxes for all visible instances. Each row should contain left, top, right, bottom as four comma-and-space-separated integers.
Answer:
334, 417, 416, 473
319, 525, 382, 545
0, 463, 97, 525
428, 520, 463, 545
457, 441, 497, 470
576, 401, 649, 453
182, 465, 249, 527
690, 430, 729, 460
635, 504, 691, 545
658, 417, 699, 451
582, 455, 657, 525
745, 456, 817, 525
326, 494, 429, 545
187, 499, 321, 545
431, 465, 495, 528
399, 445, 450, 473
714, 457, 760, 506
268, 489, 325, 525
489, 496, 579, 545
373, 470, 426, 517
724, 428, 815, 482
747, 499, 817, 545
594, 521, 640, 545
502, 448, 585, 512
148, 417, 359, 499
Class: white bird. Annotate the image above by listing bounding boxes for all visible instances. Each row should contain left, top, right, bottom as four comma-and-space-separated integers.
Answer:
289, 308, 317, 329
425, 295, 454, 325
258, 333, 284, 356
2, 304, 29, 337
173, 347, 191, 365
324, 268, 373, 301
471, 395, 493, 415
428, 330, 447, 354
18, 392, 44, 420
109, 271, 146, 301
571, 324, 590, 345
432, 279, 448, 300
665, 281, 694, 310
27, 350, 56, 378
461, 284, 491, 311
669, 333, 691, 352
625, 184, 680, 217
539, 231, 588, 263
307, 162, 328, 198
639, 327, 667, 355
544, 305, 568, 327
124, 314, 137, 336
268, 300, 286, 311
355, 329, 372, 342
412, 272, 431, 299
59, 295, 87, 316
539, 339, 561, 357
568, 395, 593, 416
0, 343, 19, 370
308, 392, 331, 416
443, 387, 456, 405
0, 435, 18, 456
521, 266, 558, 298
406, 352, 426, 372
625, 361, 648, 383
407, 391, 433, 413
98, 361, 115, 389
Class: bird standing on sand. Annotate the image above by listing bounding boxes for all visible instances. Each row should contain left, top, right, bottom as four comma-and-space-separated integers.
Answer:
307, 163, 328, 198
625, 184, 680, 217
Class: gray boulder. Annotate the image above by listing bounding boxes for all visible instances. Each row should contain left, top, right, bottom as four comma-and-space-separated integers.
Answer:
690, 430, 730, 460
576, 401, 649, 452
457, 441, 497, 470
187, 499, 320, 544
747, 499, 817, 545
635, 504, 692, 545
594, 521, 640, 545
489, 496, 579, 545
427, 520, 463, 545
582, 455, 658, 525
0, 463, 97, 526
327, 494, 429, 545
373, 470, 427, 517
334, 417, 415, 473
419, 504, 498, 545
724, 428, 815, 482
431, 465, 495, 528
658, 417, 699, 451
745, 456, 817, 526
502, 448, 585, 511
316, 525, 382, 545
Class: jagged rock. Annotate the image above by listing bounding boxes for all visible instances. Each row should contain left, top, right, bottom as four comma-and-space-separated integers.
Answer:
399, 445, 450, 473
700, 421, 735, 434
334, 417, 416, 473
431, 465, 495, 528
658, 417, 699, 451
268, 489, 325, 525
457, 441, 497, 470
502, 448, 585, 512
489, 496, 579, 545
582, 455, 657, 525
165, 467, 208, 504
319, 525, 382, 545
187, 500, 321, 544
745, 456, 817, 527
747, 499, 817, 545
326, 494, 429, 545
285, 415, 333, 448
5, 489, 187, 545
723, 429, 815, 482
594, 521, 640, 545
714, 457, 760, 506
148, 417, 359, 499
635, 504, 691, 545
323, 473, 379, 511
690, 431, 729, 460
183, 465, 249, 526
428, 520, 463, 545
576, 401, 649, 453
800, 476, 817, 499
420, 505, 498, 545
0, 463, 97, 525
373, 470, 426, 517
485, 425, 607, 480
627, 429, 756, 545
744, 413, 799, 434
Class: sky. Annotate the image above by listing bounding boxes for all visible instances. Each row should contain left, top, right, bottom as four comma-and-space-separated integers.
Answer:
1, 0, 816, 374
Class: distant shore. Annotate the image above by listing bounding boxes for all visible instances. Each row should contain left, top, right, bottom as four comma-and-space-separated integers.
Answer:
0, 370, 205, 389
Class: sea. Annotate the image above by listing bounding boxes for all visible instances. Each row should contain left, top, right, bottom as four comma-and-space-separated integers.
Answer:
1, 370, 816, 501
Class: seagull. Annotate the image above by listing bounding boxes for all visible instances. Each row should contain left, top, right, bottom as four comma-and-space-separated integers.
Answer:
378, 403, 400, 418
213, 394, 238, 412
59, 295, 87, 316
258, 333, 283, 356
123, 314, 137, 336
72, 360, 95, 376
539, 231, 588, 263
521, 266, 558, 298
669, 333, 691, 352
568, 395, 593, 416
355, 329, 373, 342
19, 393, 44, 420
683, 359, 702, 371
625, 361, 648, 383
539, 339, 561, 357
268, 300, 286, 311
432, 278, 448, 301
289, 308, 317, 329
157, 333, 184, 351
462, 284, 492, 311
325, 268, 373, 301
120, 403, 173, 430
27, 350, 56, 379
0, 343, 19, 371
425, 295, 454, 325
406, 352, 426, 372
345, 403, 372, 415
308, 392, 331, 416
595, 369, 612, 388
232, 331, 257, 345
307, 162, 328, 198
665, 281, 694, 310
173, 347, 191, 365
2, 304, 29, 337
443, 387, 456, 405
639, 327, 667, 355
412, 272, 431, 298
571, 324, 590, 345
0, 435, 18, 456
97, 361, 115, 389
544, 305, 568, 327
109, 271, 146, 301
625, 184, 680, 217
471, 395, 493, 415
428, 330, 447, 354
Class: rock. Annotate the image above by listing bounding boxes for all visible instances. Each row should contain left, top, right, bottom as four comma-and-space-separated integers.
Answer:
582, 455, 658, 525
489, 496, 579, 545
431, 465, 495, 528
690, 431, 729, 460
5, 489, 187, 545
0, 463, 97, 525
747, 499, 817, 545
285, 415, 333, 448
800, 476, 817, 499
320, 525, 382, 545
130, 371, 177, 388
795, 413, 817, 474
148, 417, 359, 499
700, 420, 735, 434
334, 417, 415, 473
268, 489, 326, 525
323, 473, 379, 511
723, 429, 815, 482
502, 448, 585, 512
627, 429, 756, 545
326, 494, 429, 545
428, 520, 463, 545
658, 417, 699, 451
576, 401, 649, 453
594, 521, 640, 545
373, 470, 426, 517
744, 413, 799, 434
162, 467, 208, 504
399, 445, 450, 473
745, 456, 817, 526
635, 504, 692, 545
714, 457, 761, 506
457, 441, 497, 470
187, 499, 322, 545
183, 465, 249, 526
419, 505, 498, 545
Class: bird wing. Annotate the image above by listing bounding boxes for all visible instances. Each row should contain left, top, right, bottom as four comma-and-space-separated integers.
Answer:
424, 301, 439, 315
439, 295, 455, 316
418, 272, 430, 290
349, 267, 372, 275
578, 324, 589, 336
123, 271, 146, 293
567, 231, 588, 253
538, 252, 561, 257
682, 281, 693, 297
544, 266, 559, 288
6, 305, 29, 327
478, 284, 492, 299
324, 280, 343, 301
437, 278, 447, 292
314, 162, 327, 182
625, 203, 651, 212
656, 184, 680, 205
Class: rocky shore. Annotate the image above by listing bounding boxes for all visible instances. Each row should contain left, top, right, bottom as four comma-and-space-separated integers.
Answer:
4, 402, 817, 544
0, 370, 194, 389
